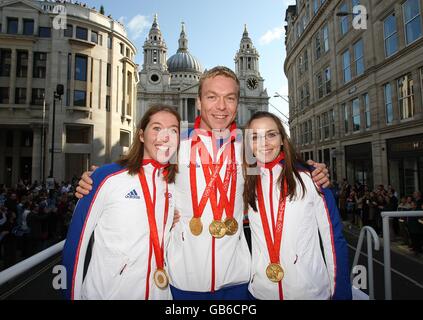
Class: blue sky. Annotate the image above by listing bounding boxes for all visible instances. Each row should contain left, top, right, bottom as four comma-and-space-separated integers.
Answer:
87, 0, 295, 124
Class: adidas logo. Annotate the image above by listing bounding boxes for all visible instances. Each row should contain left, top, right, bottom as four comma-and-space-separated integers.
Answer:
125, 189, 140, 199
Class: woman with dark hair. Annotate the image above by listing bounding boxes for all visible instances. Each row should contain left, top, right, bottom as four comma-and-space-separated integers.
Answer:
243, 111, 351, 300
63, 105, 180, 300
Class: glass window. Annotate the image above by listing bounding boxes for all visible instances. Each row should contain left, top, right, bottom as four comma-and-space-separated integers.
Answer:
354, 39, 364, 76
91, 31, 98, 44
352, 98, 360, 131
316, 73, 323, 99
397, 74, 414, 119
363, 93, 370, 128
120, 131, 130, 147
106, 95, 111, 112
317, 116, 321, 141
39, 27, 51, 38
315, 31, 321, 60
33, 52, 47, 79
73, 90, 86, 107
64, 24, 73, 37
313, 0, 319, 14
75, 55, 87, 81
403, 0, 422, 45
343, 103, 349, 133
323, 24, 329, 52
107, 63, 111, 87
66, 126, 91, 144
76, 26, 88, 40
384, 13, 398, 57
7, 18, 18, 34
23, 19, 34, 35
384, 83, 394, 123
0, 87, 10, 104
15, 88, 26, 104
0, 49, 11, 77
342, 50, 351, 83
107, 35, 112, 49
16, 50, 28, 78
324, 67, 331, 94
323, 112, 330, 139
339, 2, 349, 36
304, 50, 308, 72
330, 109, 336, 136
31, 88, 45, 105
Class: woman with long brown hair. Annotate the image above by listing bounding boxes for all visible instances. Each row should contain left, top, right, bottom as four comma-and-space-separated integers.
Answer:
243, 111, 351, 300
63, 105, 180, 300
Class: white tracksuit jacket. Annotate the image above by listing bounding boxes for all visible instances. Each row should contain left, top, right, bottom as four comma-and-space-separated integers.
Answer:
247, 161, 351, 300
63, 162, 174, 300
166, 130, 251, 292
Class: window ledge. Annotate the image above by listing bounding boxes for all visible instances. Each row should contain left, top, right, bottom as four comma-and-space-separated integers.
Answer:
68, 38, 96, 48
66, 106, 91, 113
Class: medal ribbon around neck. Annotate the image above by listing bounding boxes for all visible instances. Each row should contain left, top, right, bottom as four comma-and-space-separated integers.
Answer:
138, 163, 169, 276
189, 118, 237, 224
256, 174, 288, 267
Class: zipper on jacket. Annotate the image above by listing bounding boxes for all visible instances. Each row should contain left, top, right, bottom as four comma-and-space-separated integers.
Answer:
119, 264, 127, 275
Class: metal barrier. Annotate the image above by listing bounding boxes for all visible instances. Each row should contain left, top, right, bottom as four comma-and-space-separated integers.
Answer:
0, 240, 65, 287
350, 226, 380, 300
381, 211, 423, 300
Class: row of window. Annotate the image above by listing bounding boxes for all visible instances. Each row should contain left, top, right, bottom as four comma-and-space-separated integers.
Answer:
0, 87, 45, 105
1, 16, 134, 59
1, 17, 51, 37
383, 0, 422, 58
297, 0, 422, 71
383, 70, 421, 123
294, 67, 423, 145
296, 37, 363, 107
0, 49, 46, 78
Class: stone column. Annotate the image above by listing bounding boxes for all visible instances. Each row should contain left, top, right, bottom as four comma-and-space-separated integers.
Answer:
9, 49, 17, 105
31, 127, 42, 183
371, 134, 388, 188
26, 50, 33, 107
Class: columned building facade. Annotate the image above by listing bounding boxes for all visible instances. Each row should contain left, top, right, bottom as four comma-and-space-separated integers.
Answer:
0, 0, 137, 186
138, 18, 269, 127
284, 0, 423, 196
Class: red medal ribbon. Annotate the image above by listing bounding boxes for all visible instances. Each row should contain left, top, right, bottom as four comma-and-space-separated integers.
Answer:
189, 117, 237, 221
256, 171, 287, 266
138, 161, 169, 272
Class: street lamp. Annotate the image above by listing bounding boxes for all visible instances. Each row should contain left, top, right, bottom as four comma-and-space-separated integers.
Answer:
268, 102, 289, 125
49, 84, 64, 179
272, 92, 290, 121
273, 92, 290, 104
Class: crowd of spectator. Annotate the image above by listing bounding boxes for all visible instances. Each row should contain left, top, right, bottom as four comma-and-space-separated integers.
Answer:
0, 178, 79, 270
332, 179, 423, 255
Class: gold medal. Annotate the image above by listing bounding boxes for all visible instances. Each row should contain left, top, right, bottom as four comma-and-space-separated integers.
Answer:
224, 217, 238, 236
153, 268, 169, 289
209, 220, 227, 238
189, 217, 203, 236
266, 263, 284, 282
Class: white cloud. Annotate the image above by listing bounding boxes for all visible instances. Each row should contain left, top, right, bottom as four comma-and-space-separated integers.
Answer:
126, 15, 151, 40
259, 27, 284, 45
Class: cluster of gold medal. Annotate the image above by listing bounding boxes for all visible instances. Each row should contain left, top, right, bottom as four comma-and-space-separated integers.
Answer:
189, 217, 238, 238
